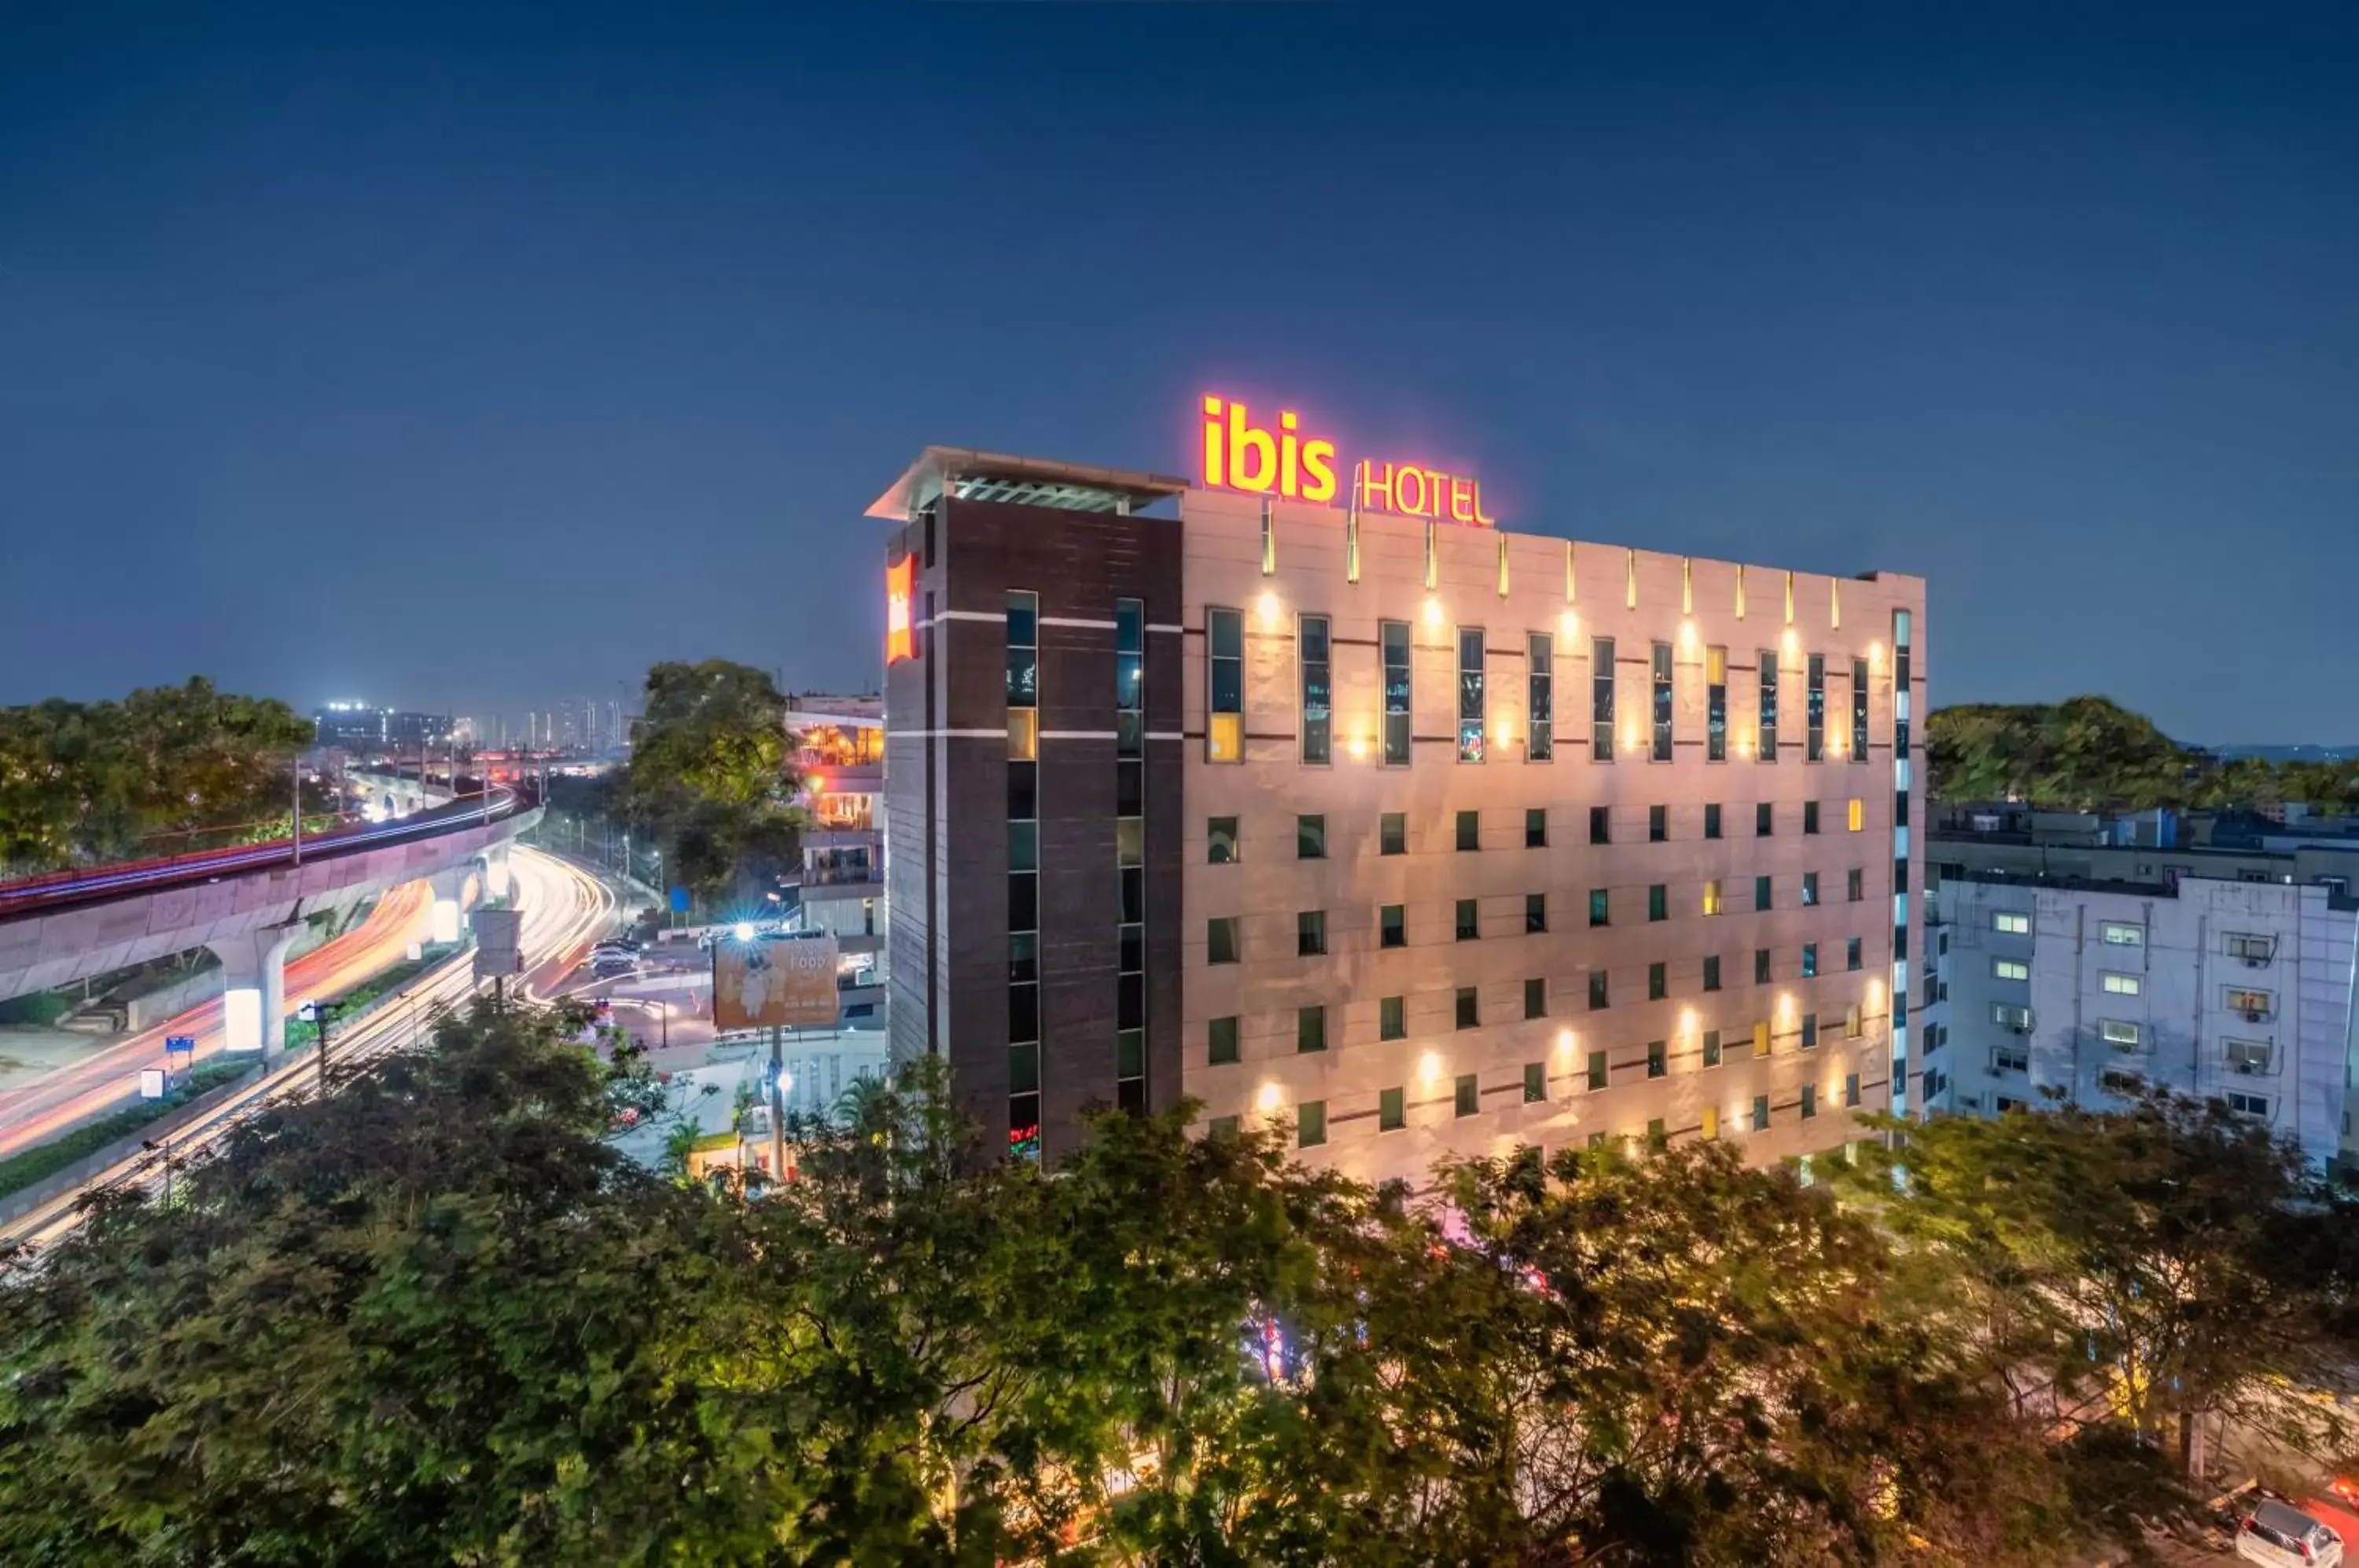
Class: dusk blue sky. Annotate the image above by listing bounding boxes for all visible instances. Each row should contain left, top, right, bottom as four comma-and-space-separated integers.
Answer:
5, 6, 2356, 742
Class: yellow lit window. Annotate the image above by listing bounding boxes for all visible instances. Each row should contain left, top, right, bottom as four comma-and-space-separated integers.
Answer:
1701, 1105, 1719, 1141
1008, 709, 1039, 761
1753, 1021, 1771, 1058
1208, 712, 1242, 763
1702, 879, 1723, 916
1706, 646, 1727, 685
1846, 797, 1864, 832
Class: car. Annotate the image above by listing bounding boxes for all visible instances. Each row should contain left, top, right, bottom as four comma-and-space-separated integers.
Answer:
590, 952, 638, 977
2238, 1500, 2343, 1566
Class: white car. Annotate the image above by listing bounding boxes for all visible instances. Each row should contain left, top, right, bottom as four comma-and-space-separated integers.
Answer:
2239, 1500, 2343, 1567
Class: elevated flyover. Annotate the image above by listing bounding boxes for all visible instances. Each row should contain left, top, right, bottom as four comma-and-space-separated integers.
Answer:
0, 789, 541, 1053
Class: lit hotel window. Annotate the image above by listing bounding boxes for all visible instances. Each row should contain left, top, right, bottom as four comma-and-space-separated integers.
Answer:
1757, 649, 1779, 762
1207, 606, 1243, 763
1007, 590, 1040, 761
1299, 614, 1331, 764
1458, 628, 1486, 761
1527, 632, 1554, 760
1851, 656, 1870, 759
1806, 654, 1826, 762
1381, 620, 1411, 766
1651, 642, 1673, 761
1706, 646, 1728, 761
1591, 638, 1616, 760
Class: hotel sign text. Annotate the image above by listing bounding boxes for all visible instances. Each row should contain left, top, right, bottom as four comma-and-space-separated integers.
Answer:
1198, 394, 1497, 527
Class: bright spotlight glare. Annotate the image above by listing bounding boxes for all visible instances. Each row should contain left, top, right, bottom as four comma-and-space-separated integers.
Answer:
732, 922, 756, 942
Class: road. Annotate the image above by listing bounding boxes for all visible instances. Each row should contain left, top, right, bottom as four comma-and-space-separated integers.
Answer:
0, 880, 438, 1160
0, 846, 614, 1255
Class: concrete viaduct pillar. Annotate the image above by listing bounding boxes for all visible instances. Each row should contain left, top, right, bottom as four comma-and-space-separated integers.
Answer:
427, 866, 473, 946
477, 842, 512, 903
208, 919, 304, 1058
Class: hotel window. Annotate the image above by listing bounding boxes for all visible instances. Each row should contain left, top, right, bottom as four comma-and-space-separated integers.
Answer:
1296, 814, 1326, 859
1456, 987, 1480, 1029
2103, 971, 2141, 996
1588, 1051, 1609, 1090
1117, 598, 1147, 1113
2101, 922, 2144, 947
1455, 1074, 1479, 1117
1523, 1062, 1546, 1102
1207, 817, 1238, 864
1528, 632, 1554, 760
1805, 654, 1825, 761
1590, 806, 1611, 845
1800, 1012, 1819, 1048
1207, 606, 1243, 762
1703, 955, 1722, 991
1993, 911, 2030, 936
1380, 996, 1405, 1040
1297, 1006, 1327, 1054
1992, 958, 2030, 981
1525, 808, 1548, 848
1851, 656, 1870, 759
2099, 1019, 2142, 1052
1846, 1004, 1862, 1038
1704, 803, 1722, 840
1299, 613, 1332, 764
1651, 642, 1674, 760
1846, 937, 1862, 971
1648, 962, 1667, 1000
1647, 1040, 1667, 1078
1647, 1117, 1668, 1151
1704, 880, 1723, 916
1525, 977, 1546, 1019
2100, 1070, 2144, 1101
1701, 1104, 1720, 1139
1802, 871, 1820, 907
2225, 1038, 2272, 1075
1751, 1095, 1770, 1132
1703, 1029, 1723, 1066
1801, 1084, 1818, 1121
2226, 987, 2274, 1021
1381, 812, 1406, 856
1525, 893, 1548, 934
1297, 911, 1327, 957
1757, 650, 1779, 761
1297, 1101, 1326, 1149
1647, 885, 1667, 923
1801, 943, 1819, 979
1209, 1116, 1238, 1139
1207, 1016, 1238, 1066
1846, 797, 1864, 832
2227, 932, 2276, 962
1756, 802, 1773, 837
1381, 904, 1406, 949
1006, 590, 1040, 763
1007, 630, 1043, 1161
1592, 636, 1617, 760
1848, 868, 1864, 903
1588, 971, 1610, 1010
1457, 810, 1481, 851
1755, 948, 1772, 984
1753, 1020, 1771, 1057
1706, 646, 1728, 761
1846, 1072, 1862, 1107
2227, 1091, 2269, 1118
1992, 1003, 2033, 1032
1206, 917, 1239, 965
1804, 801, 1820, 835
1456, 900, 1480, 941
1457, 628, 1487, 762
1754, 874, 1773, 911
1588, 889, 1610, 927
1380, 1087, 1406, 1132
1381, 620, 1412, 765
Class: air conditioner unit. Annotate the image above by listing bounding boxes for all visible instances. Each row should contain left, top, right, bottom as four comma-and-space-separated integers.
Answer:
2232, 1060, 2265, 1076
2241, 1010, 2268, 1024
2008, 1023, 2031, 1036
2243, 956, 2268, 969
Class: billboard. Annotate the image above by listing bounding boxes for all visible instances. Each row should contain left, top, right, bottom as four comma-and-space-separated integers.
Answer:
713, 934, 840, 1031
473, 907, 525, 978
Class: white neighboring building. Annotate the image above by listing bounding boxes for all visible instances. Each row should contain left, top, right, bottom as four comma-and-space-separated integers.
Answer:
1923, 871, 2359, 1171
786, 699, 887, 1024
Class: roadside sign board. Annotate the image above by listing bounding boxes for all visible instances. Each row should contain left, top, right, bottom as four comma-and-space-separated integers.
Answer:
669, 885, 690, 914
473, 907, 525, 978
712, 934, 841, 1031
139, 1068, 168, 1100
165, 1035, 195, 1056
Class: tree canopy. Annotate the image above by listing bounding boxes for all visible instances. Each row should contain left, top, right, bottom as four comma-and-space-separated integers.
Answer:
1928, 694, 2359, 813
0, 678, 316, 873
3, 1003, 2287, 1565
617, 659, 804, 897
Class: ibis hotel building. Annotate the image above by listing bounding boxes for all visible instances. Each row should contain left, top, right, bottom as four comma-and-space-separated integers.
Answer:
875, 406, 1927, 1181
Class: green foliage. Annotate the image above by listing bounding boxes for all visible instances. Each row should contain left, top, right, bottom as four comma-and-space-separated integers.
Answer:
0, 1010, 2255, 1565
0, 1057, 256, 1201
618, 660, 803, 897
0, 678, 315, 873
1928, 695, 2359, 812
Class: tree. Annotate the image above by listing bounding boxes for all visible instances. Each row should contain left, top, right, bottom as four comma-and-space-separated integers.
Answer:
620, 660, 804, 899
1837, 1095, 2353, 1477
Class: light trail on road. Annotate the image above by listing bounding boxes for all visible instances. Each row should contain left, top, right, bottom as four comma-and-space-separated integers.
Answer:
0, 847, 614, 1256
0, 882, 437, 1160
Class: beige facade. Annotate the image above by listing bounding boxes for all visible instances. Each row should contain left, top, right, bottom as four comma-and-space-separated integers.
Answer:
1177, 488, 1926, 1184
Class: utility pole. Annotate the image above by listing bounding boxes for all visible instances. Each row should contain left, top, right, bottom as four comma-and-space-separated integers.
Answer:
292, 756, 304, 865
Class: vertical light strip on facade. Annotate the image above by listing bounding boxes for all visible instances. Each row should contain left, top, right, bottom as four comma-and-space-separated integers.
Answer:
1890, 608, 1914, 1118
1007, 590, 1043, 1159
1115, 597, 1146, 1113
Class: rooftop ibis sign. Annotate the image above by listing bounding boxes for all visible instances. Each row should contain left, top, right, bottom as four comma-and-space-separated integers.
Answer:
1198, 394, 1497, 527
